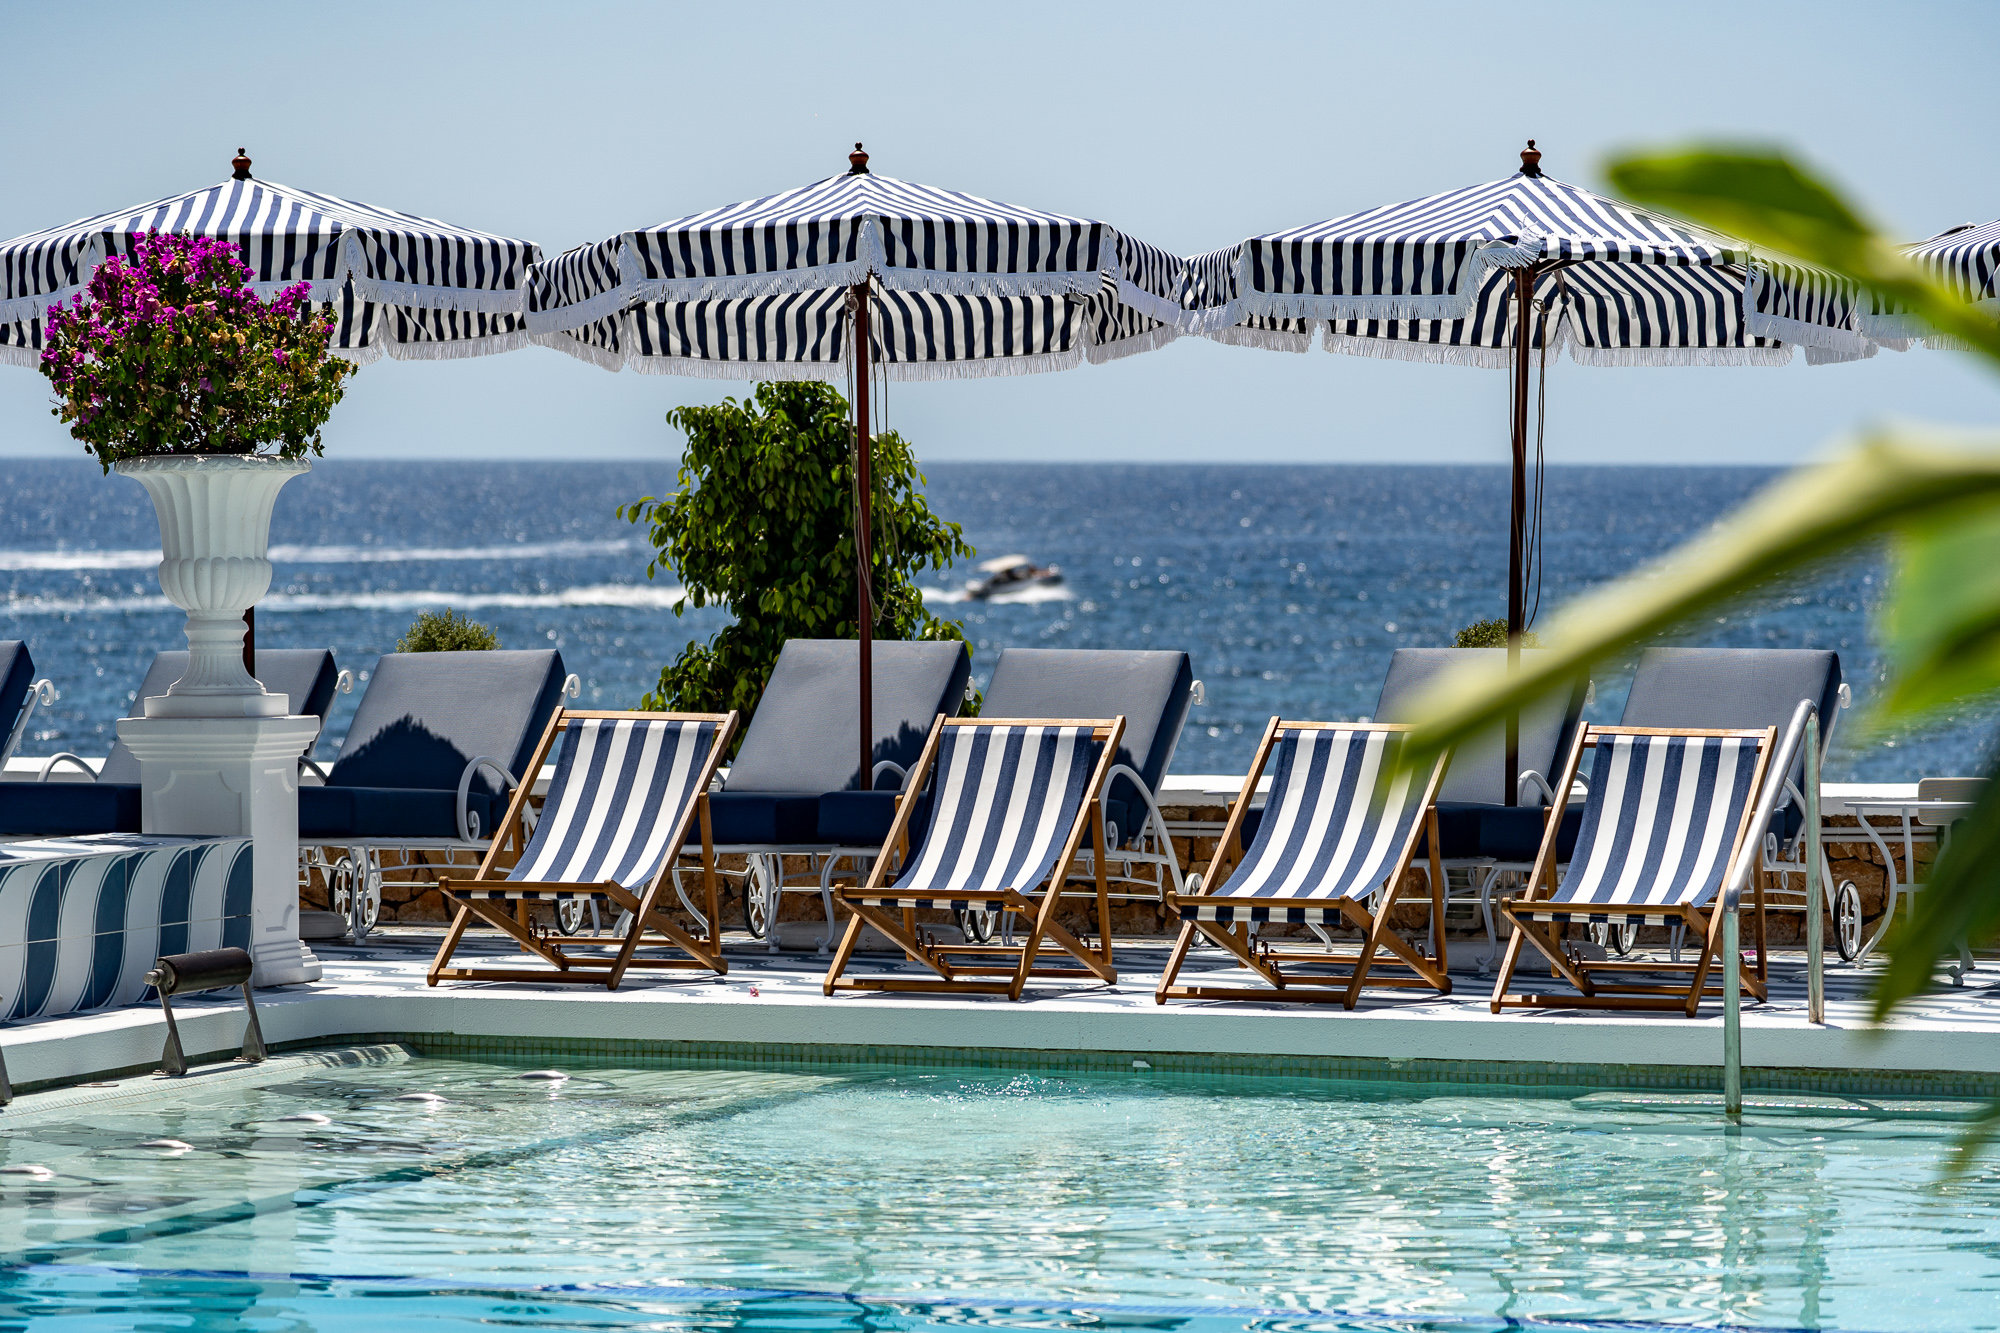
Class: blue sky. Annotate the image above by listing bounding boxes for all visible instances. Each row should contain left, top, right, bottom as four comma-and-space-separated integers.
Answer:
1, 0, 1994, 465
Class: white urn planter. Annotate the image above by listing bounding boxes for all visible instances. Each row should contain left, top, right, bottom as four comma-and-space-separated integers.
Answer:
115, 454, 309, 718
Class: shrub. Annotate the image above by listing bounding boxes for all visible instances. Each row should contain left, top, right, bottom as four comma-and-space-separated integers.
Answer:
398, 609, 500, 653
621, 381, 973, 724
1455, 619, 1542, 648
38, 231, 355, 472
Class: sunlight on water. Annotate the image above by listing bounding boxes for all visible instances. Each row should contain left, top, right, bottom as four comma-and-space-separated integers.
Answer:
1, 1056, 1996, 1331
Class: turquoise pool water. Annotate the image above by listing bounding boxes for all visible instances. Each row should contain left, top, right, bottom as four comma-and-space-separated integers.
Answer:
1, 1050, 1996, 1331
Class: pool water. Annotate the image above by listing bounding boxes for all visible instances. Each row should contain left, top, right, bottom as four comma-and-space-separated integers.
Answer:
2, 1049, 1996, 1332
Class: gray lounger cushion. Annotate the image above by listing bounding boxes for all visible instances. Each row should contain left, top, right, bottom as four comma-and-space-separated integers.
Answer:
710, 638, 970, 848
978, 647, 1195, 847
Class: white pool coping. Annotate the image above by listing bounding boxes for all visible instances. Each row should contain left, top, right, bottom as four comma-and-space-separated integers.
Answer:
6, 931, 1997, 1098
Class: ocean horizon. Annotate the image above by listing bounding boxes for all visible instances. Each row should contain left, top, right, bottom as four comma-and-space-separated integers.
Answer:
0, 456, 1986, 782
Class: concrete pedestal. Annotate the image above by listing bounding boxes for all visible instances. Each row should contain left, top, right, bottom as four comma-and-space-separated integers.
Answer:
116, 714, 322, 987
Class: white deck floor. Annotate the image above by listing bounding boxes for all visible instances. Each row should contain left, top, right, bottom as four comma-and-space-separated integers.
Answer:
8, 927, 2000, 1099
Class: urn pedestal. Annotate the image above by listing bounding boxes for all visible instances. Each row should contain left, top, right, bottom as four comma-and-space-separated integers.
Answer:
114, 455, 321, 986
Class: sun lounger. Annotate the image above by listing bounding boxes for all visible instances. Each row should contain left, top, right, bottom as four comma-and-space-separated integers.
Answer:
1375, 648, 1588, 962
1613, 648, 1847, 957
0, 649, 339, 838
427, 709, 736, 988
963, 648, 1197, 940
0, 641, 57, 773
822, 716, 1124, 999
1156, 720, 1452, 1006
298, 649, 570, 939
702, 638, 971, 952
1489, 722, 1776, 1015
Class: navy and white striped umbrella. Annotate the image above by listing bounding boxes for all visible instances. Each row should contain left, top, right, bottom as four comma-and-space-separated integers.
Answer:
0, 150, 540, 368
1855, 218, 2000, 347
527, 146, 1183, 379
1180, 150, 1872, 366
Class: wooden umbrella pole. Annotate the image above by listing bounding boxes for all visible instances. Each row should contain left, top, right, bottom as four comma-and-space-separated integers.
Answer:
1505, 264, 1535, 808
853, 279, 874, 792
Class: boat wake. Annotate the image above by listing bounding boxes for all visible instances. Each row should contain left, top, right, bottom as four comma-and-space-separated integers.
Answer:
924, 583, 1076, 606
0, 538, 639, 572
3, 583, 690, 616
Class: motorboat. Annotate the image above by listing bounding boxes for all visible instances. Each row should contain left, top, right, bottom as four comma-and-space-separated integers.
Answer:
964, 554, 1063, 600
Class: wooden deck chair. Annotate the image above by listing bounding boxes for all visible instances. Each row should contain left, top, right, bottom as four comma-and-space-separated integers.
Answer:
427, 708, 737, 989
822, 716, 1124, 1000
1155, 720, 1452, 1008
1490, 723, 1776, 1016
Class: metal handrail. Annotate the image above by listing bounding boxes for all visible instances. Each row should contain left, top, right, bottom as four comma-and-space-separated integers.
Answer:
1721, 697, 1821, 1115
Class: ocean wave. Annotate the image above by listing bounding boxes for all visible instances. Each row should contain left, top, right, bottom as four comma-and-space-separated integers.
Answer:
4, 583, 690, 616
924, 583, 1076, 606
0, 538, 639, 572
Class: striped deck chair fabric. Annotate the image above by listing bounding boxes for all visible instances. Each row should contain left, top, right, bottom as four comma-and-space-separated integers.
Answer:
862, 724, 1101, 912
1189, 726, 1428, 924
1520, 733, 1760, 927
456, 716, 721, 902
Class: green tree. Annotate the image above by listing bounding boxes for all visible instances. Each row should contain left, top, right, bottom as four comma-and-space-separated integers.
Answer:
620, 381, 974, 724
397, 608, 499, 653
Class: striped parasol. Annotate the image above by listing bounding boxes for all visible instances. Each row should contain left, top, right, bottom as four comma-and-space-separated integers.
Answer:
528, 145, 1185, 784
1180, 146, 1871, 368
1177, 141, 1873, 800
0, 150, 540, 367
1858, 218, 2000, 347
527, 149, 1182, 379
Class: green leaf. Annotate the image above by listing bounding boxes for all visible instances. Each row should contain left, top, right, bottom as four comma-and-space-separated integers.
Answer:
1873, 767, 2000, 1022
1605, 147, 2000, 367
1879, 506, 2000, 724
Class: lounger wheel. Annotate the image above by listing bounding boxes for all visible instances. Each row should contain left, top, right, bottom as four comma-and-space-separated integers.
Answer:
1834, 880, 1864, 962
1589, 921, 1637, 957
330, 857, 381, 940
743, 855, 776, 939
955, 904, 996, 944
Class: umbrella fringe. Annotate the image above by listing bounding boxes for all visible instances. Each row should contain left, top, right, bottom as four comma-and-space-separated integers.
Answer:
1086, 322, 1179, 365
526, 285, 633, 334
1321, 331, 1515, 369
1573, 344, 1799, 368
627, 355, 843, 382
1744, 308, 1873, 355
1111, 279, 1185, 327
381, 330, 535, 361
0, 342, 38, 368
1203, 323, 1313, 354
530, 331, 627, 373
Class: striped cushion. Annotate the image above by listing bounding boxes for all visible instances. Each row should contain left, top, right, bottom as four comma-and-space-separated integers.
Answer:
863, 725, 1098, 910
505, 718, 718, 891
1523, 733, 1759, 925
1187, 728, 1426, 925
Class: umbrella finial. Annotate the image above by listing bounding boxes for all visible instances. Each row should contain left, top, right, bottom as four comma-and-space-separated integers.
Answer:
231, 148, 253, 181
848, 142, 870, 175
1518, 139, 1542, 178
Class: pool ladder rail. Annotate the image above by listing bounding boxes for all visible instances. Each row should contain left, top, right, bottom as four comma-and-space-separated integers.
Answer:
145, 947, 268, 1079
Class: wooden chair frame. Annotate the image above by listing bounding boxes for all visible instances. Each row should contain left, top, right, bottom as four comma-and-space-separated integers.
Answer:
1155, 719, 1452, 1009
426, 708, 738, 990
1489, 723, 1776, 1017
822, 715, 1125, 1001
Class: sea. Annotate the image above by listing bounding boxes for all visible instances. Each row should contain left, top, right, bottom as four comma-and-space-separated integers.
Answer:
0, 458, 1990, 783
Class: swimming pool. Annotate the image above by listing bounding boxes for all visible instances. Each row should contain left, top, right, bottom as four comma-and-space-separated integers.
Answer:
2, 1047, 1995, 1331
